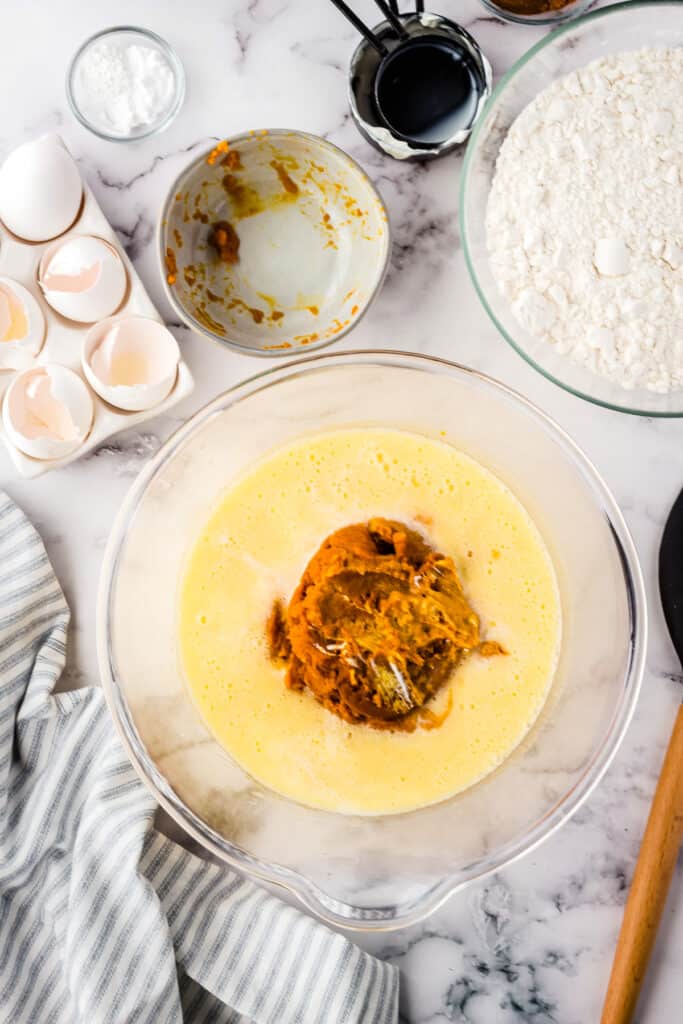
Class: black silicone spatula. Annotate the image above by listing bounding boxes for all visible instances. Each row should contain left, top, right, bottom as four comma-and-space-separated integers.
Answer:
601, 488, 683, 1023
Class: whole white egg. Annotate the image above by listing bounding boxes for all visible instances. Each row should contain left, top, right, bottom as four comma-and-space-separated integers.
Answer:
0, 278, 45, 370
39, 235, 127, 323
3, 364, 94, 460
0, 136, 83, 242
83, 316, 179, 411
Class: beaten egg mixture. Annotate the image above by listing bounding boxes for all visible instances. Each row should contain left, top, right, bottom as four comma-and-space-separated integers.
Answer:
179, 428, 561, 814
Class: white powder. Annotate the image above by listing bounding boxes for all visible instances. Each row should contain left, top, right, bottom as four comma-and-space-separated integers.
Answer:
74, 41, 176, 135
486, 48, 683, 393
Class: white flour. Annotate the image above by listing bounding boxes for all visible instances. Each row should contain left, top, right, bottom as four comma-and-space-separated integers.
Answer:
74, 41, 175, 135
486, 48, 683, 393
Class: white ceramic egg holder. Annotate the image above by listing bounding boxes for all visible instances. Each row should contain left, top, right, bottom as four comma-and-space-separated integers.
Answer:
0, 137, 193, 478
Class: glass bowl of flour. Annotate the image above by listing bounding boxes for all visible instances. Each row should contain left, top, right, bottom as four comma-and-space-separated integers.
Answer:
67, 26, 185, 142
461, 1, 683, 416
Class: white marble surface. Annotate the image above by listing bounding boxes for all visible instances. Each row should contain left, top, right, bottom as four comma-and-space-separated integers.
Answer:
2, 1, 682, 1020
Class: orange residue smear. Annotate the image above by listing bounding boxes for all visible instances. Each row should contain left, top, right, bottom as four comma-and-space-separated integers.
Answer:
270, 310, 285, 322
208, 220, 240, 264
165, 247, 177, 286
417, 689, 454, 732
294, 332, 320, 346
270, 160, 299, 195
306, 305, 319, 316
206, 140, 229, 166
221, 149, 243, 171
175, 192, 182, 201
227, 297, 265, 324
264, 341, 293, 350
351, 304, 359, 315
173, 229, 183, 249
414, 513, 434, 527
194, 304, 226, 335
343, 290, 355, 302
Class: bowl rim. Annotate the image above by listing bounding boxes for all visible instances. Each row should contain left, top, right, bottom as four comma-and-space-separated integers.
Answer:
66, 25, 186, 143
157, 130, 392, 357
460, 0, 683, 417
97, 349, 647, 931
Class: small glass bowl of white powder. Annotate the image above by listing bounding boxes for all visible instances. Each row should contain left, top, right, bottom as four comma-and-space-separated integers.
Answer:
67, 26, 185, 142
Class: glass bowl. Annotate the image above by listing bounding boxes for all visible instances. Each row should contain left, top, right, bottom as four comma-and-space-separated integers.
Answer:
66, 26, 185, 142
461, 1, 683, 416
97, 351, 646, 930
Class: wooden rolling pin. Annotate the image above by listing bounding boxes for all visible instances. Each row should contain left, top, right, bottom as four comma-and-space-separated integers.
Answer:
600, 705, 683, 1024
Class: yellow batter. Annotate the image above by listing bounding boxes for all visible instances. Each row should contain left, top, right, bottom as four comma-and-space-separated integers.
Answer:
179, 428, 561, 815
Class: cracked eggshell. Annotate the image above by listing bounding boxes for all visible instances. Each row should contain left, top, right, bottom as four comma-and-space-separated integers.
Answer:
0, 136, 83, 242
38, 235, 127, 323
82, 316, 180, 411
3, 364, 94, 460
0, 278, 45, 370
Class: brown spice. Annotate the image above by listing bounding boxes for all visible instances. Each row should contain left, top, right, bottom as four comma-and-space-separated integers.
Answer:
490, 0, 576, 13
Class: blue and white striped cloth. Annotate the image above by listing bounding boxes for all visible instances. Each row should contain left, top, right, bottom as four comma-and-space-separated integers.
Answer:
0, 493, 399, 1024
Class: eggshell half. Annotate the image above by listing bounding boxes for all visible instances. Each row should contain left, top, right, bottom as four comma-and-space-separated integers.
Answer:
82, 316, 180, 411
39, 235, 127, 323
0, 278, 45, 370
3, 364, 94, 460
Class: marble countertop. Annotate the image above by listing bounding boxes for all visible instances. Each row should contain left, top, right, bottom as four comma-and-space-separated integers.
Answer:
2, 1, 683, 1020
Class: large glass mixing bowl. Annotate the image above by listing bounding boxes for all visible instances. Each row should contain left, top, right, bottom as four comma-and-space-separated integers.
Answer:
98, 352, 646, 930
461, 1, 683, 416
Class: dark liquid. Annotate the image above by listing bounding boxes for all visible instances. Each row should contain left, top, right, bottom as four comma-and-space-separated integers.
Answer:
375, 38, 482, 144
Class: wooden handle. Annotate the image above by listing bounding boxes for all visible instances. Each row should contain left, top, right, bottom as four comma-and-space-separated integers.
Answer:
601, 703, 683, 1024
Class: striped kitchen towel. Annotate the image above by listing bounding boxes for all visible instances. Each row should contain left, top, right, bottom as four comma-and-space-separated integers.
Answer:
0, 492, 399, 1024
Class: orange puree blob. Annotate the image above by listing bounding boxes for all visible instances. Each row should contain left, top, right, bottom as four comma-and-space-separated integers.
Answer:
268, 517, 504, 730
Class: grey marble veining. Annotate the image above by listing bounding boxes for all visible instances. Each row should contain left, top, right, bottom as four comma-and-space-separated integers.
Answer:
1, 1, 682, 1020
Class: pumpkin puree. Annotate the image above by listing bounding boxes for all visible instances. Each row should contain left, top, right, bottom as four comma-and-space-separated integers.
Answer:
268, 518, 504, 730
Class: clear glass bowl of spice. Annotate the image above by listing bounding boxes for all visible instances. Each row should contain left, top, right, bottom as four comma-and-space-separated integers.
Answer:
66, 26, 185, 142
478, 0, 591, 24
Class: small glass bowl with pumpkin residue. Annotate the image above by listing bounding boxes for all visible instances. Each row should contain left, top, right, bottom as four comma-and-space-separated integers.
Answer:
159, 131, 390, 356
